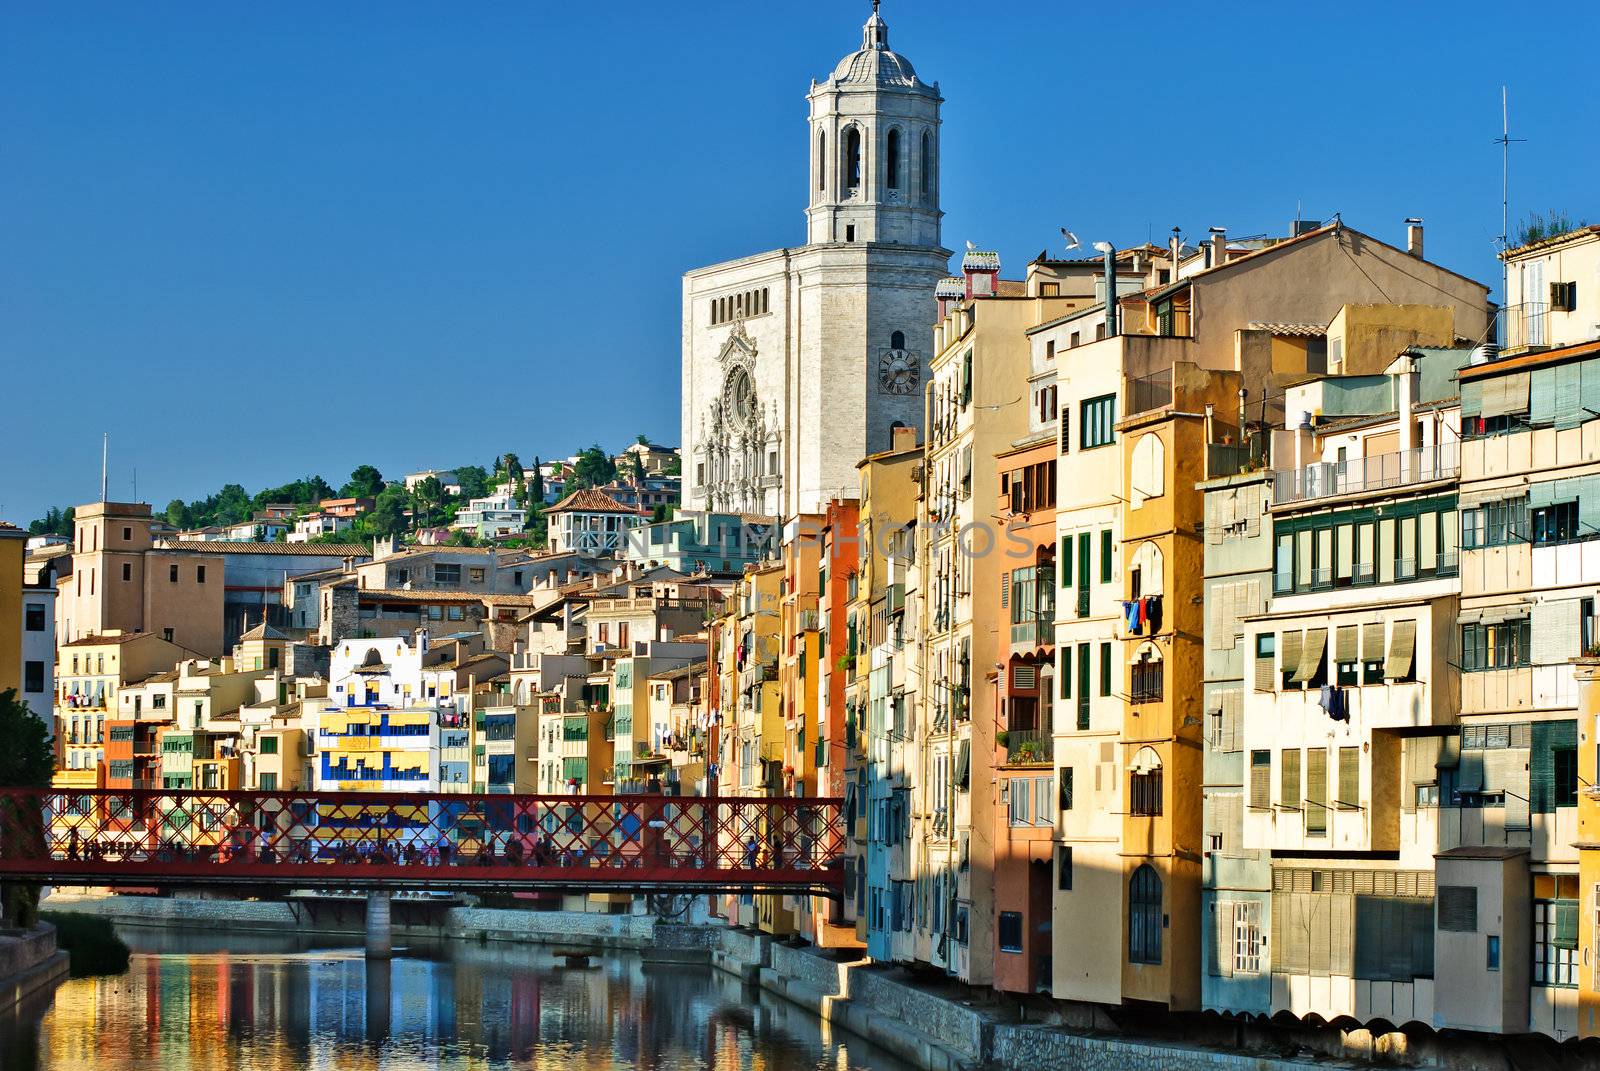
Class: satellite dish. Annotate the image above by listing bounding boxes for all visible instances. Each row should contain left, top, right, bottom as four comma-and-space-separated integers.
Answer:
1060, 228, 1080, 251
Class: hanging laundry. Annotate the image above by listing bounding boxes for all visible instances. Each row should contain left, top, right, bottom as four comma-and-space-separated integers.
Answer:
1143, 595, 1162, 634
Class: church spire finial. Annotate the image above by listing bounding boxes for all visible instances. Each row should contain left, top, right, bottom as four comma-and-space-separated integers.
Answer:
863, 0, 889, 50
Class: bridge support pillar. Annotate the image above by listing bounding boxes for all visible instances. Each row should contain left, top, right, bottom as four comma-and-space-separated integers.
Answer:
365, 892, 392, 960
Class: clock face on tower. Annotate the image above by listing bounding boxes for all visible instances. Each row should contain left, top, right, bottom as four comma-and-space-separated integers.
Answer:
878, 349, 920, 395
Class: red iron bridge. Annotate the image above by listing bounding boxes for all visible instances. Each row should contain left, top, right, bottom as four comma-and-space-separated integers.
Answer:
0, 789, 846, 898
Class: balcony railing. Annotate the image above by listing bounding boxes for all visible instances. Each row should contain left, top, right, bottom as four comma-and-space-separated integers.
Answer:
1125, 368, 1173, 416
1003, 730, 1053, 766
1501, 300, 1548, 351
1010, 618, 1054, 649
1273, 441, 1460, 506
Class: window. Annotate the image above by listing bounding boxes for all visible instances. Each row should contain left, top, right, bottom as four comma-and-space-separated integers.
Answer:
1554, 747, 1578, 808
1130, 768, 1163, 816
1461, 618, 1531, 671
259, 736, 279, 755
1059, 767, 1073, 810
259, 773, 277, 791
163, 628, 174, 642
24, 662, 44, 693
1129, 865, 1163, 964
1131, 649, 1163, 703
122, 563, 132, 582
1254, 633, 1276, 691
1533, 896, 1578, 987
435, 563, 462, 584
1058, 846, 1072, 891
843, 126, 862, 189
1532, 501, 1579, 545
469, 567, 485, 583
169, 564, 178, 583
25, 605, 45, 631
998, 911, 1023, 953
122, 526, 132, 541
197, 565, 206, 583
1081, 394, 1116, 449
919, 130, 931, 198
1486, 935, 1501, 971
1100, 530, 1113, 584
1099, 642, 1112, 698
885, 129, 901, 190
817, 130, 826, 191
891, 329, 905, 350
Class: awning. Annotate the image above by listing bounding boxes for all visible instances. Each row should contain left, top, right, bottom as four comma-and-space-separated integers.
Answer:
955, 740, 970, 789
1362, 622, 1386, 664
1384, 620, 1417, 679
1280, 630, 1304, 681
1290, 628, 1327, 684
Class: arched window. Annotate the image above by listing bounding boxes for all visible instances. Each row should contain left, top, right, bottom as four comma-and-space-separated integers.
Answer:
1129, 864, 1163, 964
843, 127, 862, 190
920, 130, 933, 198
1130, 541, 1164, 599
817, 130, 827, 191
1130, 743, 1163, 813
891, 330, 906, 350
886, 128, 901, 190
1131, 644, 1163, 705
1130, 433, 1166, 507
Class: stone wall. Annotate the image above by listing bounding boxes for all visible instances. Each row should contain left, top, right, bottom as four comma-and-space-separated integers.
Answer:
994, 1025, 1336, 1071
0, 924, 69, 1013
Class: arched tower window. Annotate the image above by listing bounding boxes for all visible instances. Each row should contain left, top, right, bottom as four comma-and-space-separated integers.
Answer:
886, 129, 901, 190
817, 131, 827, 191
891, 330, 906, 350
843, 127, 862, 191
920, 130, 933, 198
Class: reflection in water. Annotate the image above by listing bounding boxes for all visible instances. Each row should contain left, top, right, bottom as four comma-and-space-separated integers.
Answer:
1, 928, 908, 1070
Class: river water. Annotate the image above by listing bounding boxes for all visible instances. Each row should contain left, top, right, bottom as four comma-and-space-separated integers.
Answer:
1, 928, 912, 1070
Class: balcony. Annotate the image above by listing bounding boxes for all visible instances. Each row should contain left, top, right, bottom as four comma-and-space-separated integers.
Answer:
1000, 730, 1053, 766
1010, 618, 1054, 650
1501, 300, 1548, 352
1124, 368, 1173, 417
1273, 441, 1460, 507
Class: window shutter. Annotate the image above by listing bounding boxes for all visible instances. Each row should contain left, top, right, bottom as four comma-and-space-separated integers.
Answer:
1250, 752, 1271, 810
1281, 749, 1301, 810
1205, 495, 1222, 544
1338, 747, 1360, 808
1212, 901, 1234, 978
1306, 749, 1327, 833
1481, 371, 1530, 418
1555, 900, 1579, 949
1060, 536, 1072, 589
1293, 627, 1328, 684
1362, 621, 1386, 665
1000, 578, 1010, 609
1531, 367, 1558, 426
955, 739, 970, 788
1483, 748, 1531, 829
1530, 720, 1578, 813
1531, 599, 1581, 665
1218, 688, 1242, 752
1254, 645, 1276, 691
1336, 625, 1359, 664
1438, 886, 1478, 932
1384, 620, 1416, 679
1280, 631, 1303, 684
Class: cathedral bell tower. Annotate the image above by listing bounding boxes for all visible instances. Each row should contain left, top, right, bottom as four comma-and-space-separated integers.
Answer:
806, 2, 942, 248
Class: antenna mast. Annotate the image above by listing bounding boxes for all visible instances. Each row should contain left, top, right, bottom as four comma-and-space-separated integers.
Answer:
100, 433, 109, 503
1494, 86, 1525, 322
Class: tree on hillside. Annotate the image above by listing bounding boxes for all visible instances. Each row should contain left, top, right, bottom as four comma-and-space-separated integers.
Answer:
0, 689, 54, 928
571, 445, 617, 490
636, 433, 651, 446
163, 499, 192, 529
529, 458, 546, 503
454, 465, 489, 501
27, 507, 74, 538
252, 475, 335, 511
363, 483, 410, 539
341, 465, 385, 499
210, 484, 253, 526
411, 476, 444, 528
525, 502, 548, 548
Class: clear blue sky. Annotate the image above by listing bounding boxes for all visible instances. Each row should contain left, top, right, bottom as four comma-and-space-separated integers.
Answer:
5, 1, 1597, 525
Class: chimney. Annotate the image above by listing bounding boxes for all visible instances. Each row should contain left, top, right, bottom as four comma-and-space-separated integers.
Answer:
935, 277, 965, 318
892, 425, 918, 453
1209, 227, 1227, 268
1169, 227, 1182, 277
1405, 218, 1424, 259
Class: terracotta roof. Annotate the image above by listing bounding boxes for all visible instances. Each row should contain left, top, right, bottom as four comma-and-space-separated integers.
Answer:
546, 489, 649, 515
239, 622, 291, 641
358, 589, 484, 604
63, 632, 172, 648
162, 541, 370, 557
1248, 321, 1327, 337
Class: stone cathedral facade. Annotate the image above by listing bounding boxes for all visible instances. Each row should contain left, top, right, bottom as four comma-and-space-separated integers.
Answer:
681, 4, 951, 518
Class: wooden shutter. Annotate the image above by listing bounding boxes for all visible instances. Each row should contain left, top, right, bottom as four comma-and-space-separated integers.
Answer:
1212, 900, 1234, 978
1280, 631, 1303, 685
1336, 625, 1359, 664
1306, 749, 1327, 833
1250, 752, 1271, 810
1293, 628, 1328, 683
1338, 747, 1360, 809
1218, 688, 1242, 752
1281, 749, 1301, 810
1254, 642, 1276, 691
1438, 885, 1478, 932
1384, 620, 1416, 679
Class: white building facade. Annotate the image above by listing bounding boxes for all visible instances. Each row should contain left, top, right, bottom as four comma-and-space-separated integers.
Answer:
681, 5, 950, 518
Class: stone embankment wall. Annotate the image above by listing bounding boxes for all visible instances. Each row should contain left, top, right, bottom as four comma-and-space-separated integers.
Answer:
0, 923, 70, 1012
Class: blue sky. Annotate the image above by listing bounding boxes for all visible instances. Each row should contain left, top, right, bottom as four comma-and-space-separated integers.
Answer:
5, 1, 1597, 524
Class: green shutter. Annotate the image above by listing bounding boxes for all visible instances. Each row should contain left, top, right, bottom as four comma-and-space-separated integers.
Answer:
1530, 720, 1578, 813
1530, 367, 1558, 427
1099, 642, 1112, 697
1100, 530, 1113, 583
1556, 364, 1585, 429
1555, 900, 1579, 949
1060, 537, 1072, 589
1076, 642, 1091, 731
1077, 532, 1091, 616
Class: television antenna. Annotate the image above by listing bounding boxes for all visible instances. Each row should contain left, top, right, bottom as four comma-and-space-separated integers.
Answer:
1493, 85, 1525, 308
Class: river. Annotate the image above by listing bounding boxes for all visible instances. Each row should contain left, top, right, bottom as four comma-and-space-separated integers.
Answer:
0, 928, 913, 1070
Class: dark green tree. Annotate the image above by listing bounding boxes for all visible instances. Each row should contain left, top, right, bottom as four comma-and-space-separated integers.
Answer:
571, 445, 617, 490
27, 507, 74, 538
411, 475, 444, 527
363, 484, 411, 538
454, 465, 490, 500
163, 499, 192, 528
529, 457, 546, 503
341, 465, 385, 499
0, 689, 54, 928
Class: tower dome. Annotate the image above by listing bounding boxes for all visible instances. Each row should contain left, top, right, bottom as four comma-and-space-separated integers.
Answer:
828, 3, 926, 89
